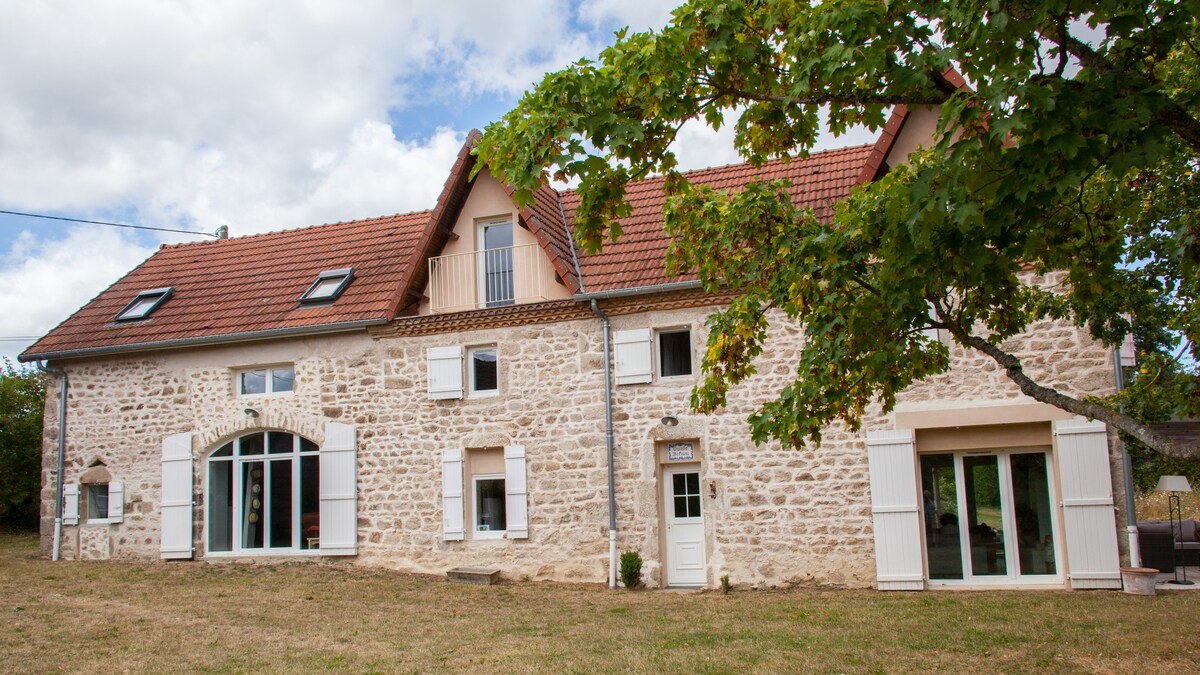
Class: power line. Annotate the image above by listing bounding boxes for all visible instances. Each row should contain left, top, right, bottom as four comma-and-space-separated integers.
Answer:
0, 209, 219, 238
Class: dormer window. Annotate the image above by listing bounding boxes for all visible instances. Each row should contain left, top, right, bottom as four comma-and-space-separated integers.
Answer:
300, 268, 354, 303
115, 287, 173, 321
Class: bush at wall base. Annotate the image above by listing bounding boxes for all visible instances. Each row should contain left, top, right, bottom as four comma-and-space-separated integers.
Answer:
619, 551, 644, 589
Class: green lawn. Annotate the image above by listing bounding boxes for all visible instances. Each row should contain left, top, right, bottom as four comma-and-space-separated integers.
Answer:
1, 532, 1196, 673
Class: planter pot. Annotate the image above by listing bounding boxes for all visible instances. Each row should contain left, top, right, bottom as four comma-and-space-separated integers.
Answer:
1121, 567, 1159, 596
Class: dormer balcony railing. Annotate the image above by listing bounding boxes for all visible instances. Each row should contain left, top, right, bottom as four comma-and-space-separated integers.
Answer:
428, 244, 555, 314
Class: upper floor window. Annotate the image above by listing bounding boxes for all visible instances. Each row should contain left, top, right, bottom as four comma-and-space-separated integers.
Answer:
300, 268, 354, 303
468, 346, 499, 396
658, 329, 693, 378
614, 327, 695, 385
428, 345, 501, 400
115, 287, 173, 321
239, 365, 295, 396
479, 220, 514, 308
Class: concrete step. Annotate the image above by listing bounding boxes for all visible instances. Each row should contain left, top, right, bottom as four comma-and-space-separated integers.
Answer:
447, 566, 501, 585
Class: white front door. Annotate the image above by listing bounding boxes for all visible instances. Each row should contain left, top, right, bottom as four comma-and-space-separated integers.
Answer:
663, 464, 706, 586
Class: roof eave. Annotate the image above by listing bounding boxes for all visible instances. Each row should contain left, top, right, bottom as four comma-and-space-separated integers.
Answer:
18, 318, 388, 363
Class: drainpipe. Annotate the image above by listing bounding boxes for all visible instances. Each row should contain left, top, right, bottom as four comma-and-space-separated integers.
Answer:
590, 299, 618, 589
1113, 347, 1141, 567
36, 361, 68, 561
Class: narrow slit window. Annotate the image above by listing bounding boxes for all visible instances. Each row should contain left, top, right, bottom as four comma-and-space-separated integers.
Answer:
115, 287, 173, 321
658, 329, 693, 378
299, 268, 354, 303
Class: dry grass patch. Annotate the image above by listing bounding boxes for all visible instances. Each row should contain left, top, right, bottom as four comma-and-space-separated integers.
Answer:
1, 533, 1197, 673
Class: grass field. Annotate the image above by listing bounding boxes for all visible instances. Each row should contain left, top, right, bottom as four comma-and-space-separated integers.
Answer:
1, 532, 1197, 673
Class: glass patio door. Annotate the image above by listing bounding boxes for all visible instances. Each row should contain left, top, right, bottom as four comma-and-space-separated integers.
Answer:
480, 220, 513, 307
919, 450, 1061, 585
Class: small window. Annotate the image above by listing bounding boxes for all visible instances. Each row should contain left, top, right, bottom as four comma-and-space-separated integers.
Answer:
658, 329, 693, 378
300, 268, 354, 303
238, 366, 295, 396
86, 483, 109, 521
115, 287, 173, 321
468, 346, 498, 395
473, 474, 507, 538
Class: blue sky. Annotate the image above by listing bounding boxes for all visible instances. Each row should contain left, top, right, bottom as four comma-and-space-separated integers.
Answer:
0, 1, 874, 364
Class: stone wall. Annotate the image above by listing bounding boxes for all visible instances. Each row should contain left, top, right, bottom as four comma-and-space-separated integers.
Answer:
38, 290, 1120, 588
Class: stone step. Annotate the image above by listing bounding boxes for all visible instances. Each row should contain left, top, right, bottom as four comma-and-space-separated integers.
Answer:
446, 567, 501, 585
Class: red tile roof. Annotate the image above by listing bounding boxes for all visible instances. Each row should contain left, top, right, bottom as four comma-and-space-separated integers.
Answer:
21, 138, 877, 361
562, 144, 877, 292
21, 212, 428, 359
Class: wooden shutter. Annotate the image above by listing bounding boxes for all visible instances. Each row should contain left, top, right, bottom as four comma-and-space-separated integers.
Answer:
427, 346, 464, 399
62, 483, 80, 526
866, 429, 925, 590
504, 445, 529, 539
442, 448, 465, 541
319, 422, 358, 556
107, 480, 124, 523
160, 432, 194, 559
1054, 418, 1121, 589
613, 328, 653, 385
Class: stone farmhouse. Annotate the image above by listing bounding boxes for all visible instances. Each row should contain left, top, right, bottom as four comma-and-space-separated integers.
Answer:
21, 104, 1132, 591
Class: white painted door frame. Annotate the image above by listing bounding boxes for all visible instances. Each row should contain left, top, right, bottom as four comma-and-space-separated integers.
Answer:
662, 463, 706, 587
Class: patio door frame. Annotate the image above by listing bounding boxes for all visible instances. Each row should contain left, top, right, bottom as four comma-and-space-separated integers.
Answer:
923, 447, 1065, 587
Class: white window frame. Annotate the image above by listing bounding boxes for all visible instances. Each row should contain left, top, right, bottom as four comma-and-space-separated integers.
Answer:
476, 217, 515, 309
655, 327, 694, 380
472, 473, 507, 539
237, 365, 296, 397
203, 431, 322, 557
467, 345, 500, 397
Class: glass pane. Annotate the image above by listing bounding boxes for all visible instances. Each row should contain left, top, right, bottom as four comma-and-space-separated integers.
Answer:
271, 367, 295, 393
483, 222, 514, 307
242, 461, 264, 549
471, 349, 498, 392
659, 330, 693, 377
963, 455, 1006, 576
300, 438, 318, 454
118, 295, 158, 320
475, 478, 507, 531
240, 370, 266, 395
208, 461, 233, 552
300, 455, 320, 549
686, 473, 699, 495
674, 496, 688, 518
306, 277, 344, 300
211, 443, 233, 458
269, 459, 293, 549
240, 433, 264, 456
1011, 453, 1057, 575
87, 484, 108, 520
920, 454, 962, 580
672, 473, 685, 496
688, 495, 702, 517
268, 432, 293, 454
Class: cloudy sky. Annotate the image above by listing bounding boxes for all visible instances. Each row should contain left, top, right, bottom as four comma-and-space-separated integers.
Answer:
0, 1, 875, 364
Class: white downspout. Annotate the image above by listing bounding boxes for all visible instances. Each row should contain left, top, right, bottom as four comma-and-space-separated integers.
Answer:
36, 361, 68, 562
590, 299, 618, 588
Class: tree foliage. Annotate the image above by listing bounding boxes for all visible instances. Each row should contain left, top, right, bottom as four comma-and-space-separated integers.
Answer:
0, 360, 44, 530
477, 0, 1200, 458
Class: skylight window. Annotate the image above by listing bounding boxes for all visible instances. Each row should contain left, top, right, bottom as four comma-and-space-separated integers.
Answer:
299, 268, 354, 303
115, 287, 173, 321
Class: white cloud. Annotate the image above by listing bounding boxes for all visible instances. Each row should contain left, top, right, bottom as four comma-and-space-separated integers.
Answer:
0, 227, 155, 363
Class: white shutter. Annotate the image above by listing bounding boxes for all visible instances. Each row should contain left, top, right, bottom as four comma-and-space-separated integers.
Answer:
160, 432, 194, 559
319, 422, 358, 555
866, 429, 925, 590
107, 480, 124, 523
613, 328, 653, 385
1054, 418, 1121, 589
504, 445, 529, 539
62, 483, 80, 526
442, 448, 465, 541
427, 345, 464, 399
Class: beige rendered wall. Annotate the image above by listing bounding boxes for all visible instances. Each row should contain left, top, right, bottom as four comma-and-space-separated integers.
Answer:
418, 167, 571, 314
39, 287, 1121, 587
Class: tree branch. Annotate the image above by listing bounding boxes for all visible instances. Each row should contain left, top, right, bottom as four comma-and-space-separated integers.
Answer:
954, 330, 1199, 459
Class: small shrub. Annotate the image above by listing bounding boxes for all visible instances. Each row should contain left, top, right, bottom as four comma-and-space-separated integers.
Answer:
720, 574, 732, 594
619, 551, 643, 589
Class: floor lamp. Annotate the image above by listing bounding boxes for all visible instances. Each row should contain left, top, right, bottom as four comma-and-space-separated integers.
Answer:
1155, 475, 1194, 585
